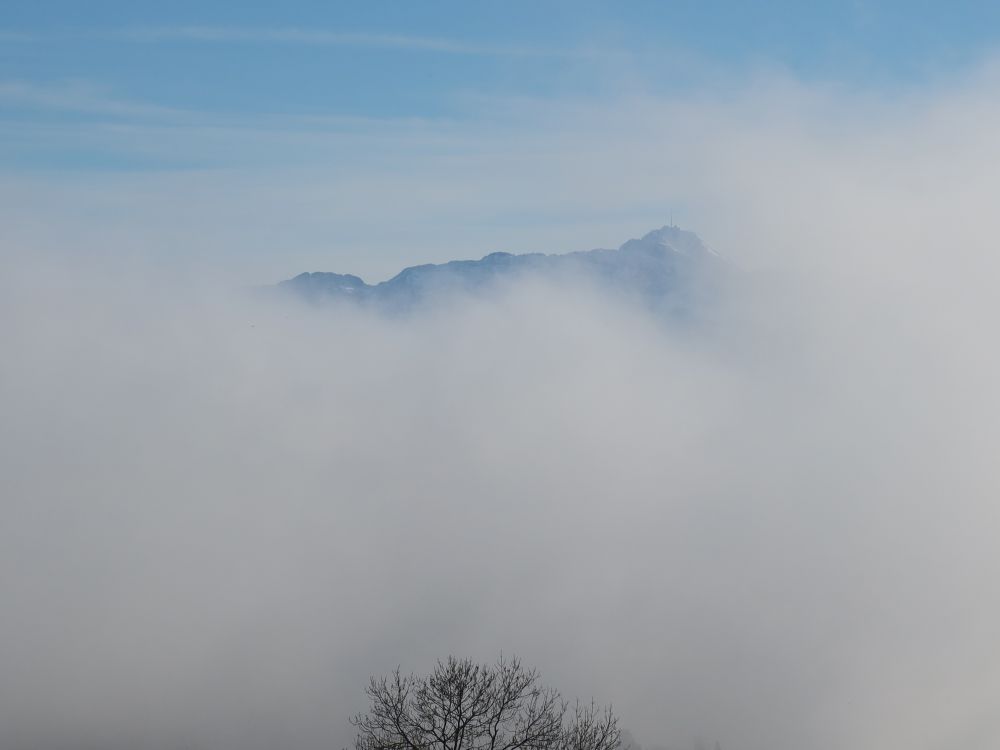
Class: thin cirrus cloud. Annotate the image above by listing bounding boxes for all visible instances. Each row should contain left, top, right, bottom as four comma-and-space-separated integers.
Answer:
87, 26, 605, 60
0, 78, 456, 130
0, 80, 189, 120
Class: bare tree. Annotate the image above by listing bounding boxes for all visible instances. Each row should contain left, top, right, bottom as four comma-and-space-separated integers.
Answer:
350, 656, 621, 750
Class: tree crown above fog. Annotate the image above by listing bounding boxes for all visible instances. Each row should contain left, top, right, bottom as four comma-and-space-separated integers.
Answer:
351, 656, 621, 750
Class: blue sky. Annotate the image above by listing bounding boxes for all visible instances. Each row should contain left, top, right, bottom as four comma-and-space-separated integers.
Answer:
5, 1, 1000, 144
4, 1, 1000, 280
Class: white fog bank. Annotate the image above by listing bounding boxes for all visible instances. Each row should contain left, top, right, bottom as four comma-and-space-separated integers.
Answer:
4, 65, 1000, 750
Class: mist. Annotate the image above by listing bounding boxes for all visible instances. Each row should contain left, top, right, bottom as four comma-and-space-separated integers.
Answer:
4, 65, 1000, 750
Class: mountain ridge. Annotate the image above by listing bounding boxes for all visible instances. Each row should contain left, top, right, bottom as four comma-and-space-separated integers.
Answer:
276, 225, 728, 313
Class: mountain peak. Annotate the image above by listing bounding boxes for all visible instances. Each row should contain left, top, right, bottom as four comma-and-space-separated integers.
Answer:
620, 225, 718, 258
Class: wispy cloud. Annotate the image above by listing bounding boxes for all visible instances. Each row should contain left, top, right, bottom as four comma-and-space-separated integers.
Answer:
108, 26, 597, 59
0, 80, 186, 119
1, 25, 605, 59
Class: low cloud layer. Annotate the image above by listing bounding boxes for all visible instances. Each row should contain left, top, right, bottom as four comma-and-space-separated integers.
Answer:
4, 64, 1000, 750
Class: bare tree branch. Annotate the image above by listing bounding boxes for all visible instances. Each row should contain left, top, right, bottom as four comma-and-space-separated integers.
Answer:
349, 657, 621, 750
